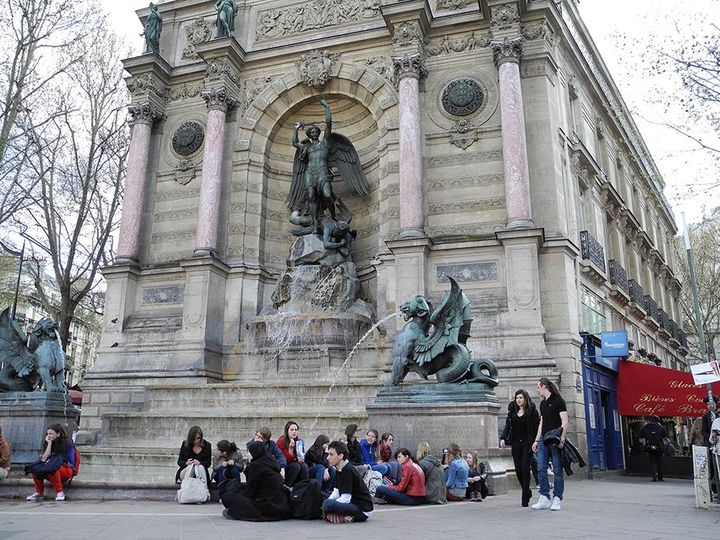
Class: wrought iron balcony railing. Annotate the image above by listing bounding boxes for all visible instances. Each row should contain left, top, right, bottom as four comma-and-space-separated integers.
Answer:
580, 230, 606, 273
657, 309, 669, 330
608, 259, 629, 294
644, 295, 658, 321
668, 319, 679, 339
628, 279, 645, 305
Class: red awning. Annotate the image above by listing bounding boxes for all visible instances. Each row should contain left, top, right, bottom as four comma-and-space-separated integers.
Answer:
617, 361, 720, 416
69, 389, 83, 406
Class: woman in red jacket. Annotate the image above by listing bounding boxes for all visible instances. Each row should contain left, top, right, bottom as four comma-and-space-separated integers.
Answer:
373, 448, 427, 505
275, 420, 308, 487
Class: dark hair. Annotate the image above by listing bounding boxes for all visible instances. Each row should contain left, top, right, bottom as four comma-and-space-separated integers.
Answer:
538, 377, 560, 397
395, 447, 412, 459
282, 420, 300, 448
366, 429, 379, 444
513, 389, 533, 412
186, 426, 203, 447
217, 440, 237, 456
309, 434, 330, 453
256, 427, 271, 442
44, 423, 68, 455
345, 424, 358, 441
329, 440, 348, 460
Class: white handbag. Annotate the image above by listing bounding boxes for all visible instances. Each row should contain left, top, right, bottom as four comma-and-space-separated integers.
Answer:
176, 464, 210, 504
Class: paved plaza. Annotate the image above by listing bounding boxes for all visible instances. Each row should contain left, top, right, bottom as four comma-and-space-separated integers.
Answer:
1, 476, 718, 539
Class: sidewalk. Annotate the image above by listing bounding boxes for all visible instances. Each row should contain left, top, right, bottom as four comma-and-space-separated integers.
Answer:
0, 476, 717, 540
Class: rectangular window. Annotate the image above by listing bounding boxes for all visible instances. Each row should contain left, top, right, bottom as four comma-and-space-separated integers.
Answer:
581, 286, 606, 334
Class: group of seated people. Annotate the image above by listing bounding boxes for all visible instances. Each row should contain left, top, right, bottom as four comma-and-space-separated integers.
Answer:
175, 421, 489, 523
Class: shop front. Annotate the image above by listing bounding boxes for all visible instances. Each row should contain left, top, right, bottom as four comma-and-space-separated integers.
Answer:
581, 333, 624, 471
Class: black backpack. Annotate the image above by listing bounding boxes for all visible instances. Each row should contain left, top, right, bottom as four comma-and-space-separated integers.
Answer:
288, 479, 323, 520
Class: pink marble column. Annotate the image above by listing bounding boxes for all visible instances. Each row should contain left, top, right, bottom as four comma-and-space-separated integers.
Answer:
394, 53, 426, 239
494, 38, 534, 230
116, 102, 162, 263
195, 89, 236, 256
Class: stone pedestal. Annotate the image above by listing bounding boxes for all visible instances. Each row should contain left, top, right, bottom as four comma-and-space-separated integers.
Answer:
0, 392, 79, 464
367, 384, 500, 454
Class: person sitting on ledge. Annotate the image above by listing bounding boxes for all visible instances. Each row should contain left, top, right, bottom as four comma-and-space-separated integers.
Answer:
359, 429, 389, 476
305, 434, 335, 496
0, 425, 12, 481
444, 443, 469, 501
465, 450, 488, 502
417, 442, 446, 504
248, 427, 287, 476
378, 433, 402, 483
25, 423, 73, 501
221, 441, 291, 522
176, 425, 212, 485
374, 447, 427, 506
212, 440, 243, 486
275, 420, 309, 487
322, 441, 374, 523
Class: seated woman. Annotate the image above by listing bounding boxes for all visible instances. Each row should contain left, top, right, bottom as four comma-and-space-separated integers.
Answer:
374, 448, 426, 506
176, 426, 212, 485
305, 434, 335, 496
378, 433, 401, 483
212, 440, 244, 485
275, 420, 309, 487
359, 429, 389, 476
465, 450, 488, 501
221, 441, 291, 521
444, 443, 469, 501
25, 424, 73, 501
344, 424, 363, 466
417, 442, 446, 504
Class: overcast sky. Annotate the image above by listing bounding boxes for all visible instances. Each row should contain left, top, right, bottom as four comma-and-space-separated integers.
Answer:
102, 0, 717, 226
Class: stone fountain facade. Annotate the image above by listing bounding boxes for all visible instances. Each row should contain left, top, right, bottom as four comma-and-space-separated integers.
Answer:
66, 0, 686, 490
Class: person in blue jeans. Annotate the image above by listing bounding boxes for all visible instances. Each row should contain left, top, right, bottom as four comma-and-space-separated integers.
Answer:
374, 448, 426, 505
359, 429, 389, 476
444, 443, 469, 501
322, 441, 374, 523
531, 377, 568, 511
304, 434, 335, 496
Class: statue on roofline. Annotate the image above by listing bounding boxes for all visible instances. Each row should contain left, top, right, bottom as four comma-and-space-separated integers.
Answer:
143, 2, 163, 54
215, 0, 239, 38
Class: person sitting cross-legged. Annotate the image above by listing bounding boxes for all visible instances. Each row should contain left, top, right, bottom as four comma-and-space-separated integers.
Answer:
374, 447, 427, 506
322, 441, 374, 523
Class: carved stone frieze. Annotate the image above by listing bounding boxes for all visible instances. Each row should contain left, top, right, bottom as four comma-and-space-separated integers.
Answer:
182, 17, 212, 60
174, 159, 197, 186
448, 119, 480, 150
167, 83, 204, 102
428, 197, 505, 214
392, 20, 424, 47
436, 0, 474, 10
360, 56, 396, 87
205, 58, 240, 86
201, 88, 238, 112
427, 149, 502, 168
491, 3, 520, 30
428, 174, 503, 190
520, 19, 555, 44
392, 53, 427, 81
425, 32, 492, 56
256, 0, 382, 40
128, 101, 164, 125
296, 49, 339, 89
492, 37, 523, 66
237, 76, 275, 116
128, 73, 168, 100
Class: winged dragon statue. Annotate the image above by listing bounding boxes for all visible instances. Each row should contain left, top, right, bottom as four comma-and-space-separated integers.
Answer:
287, 98, 370, 236
0, 307, 66, 393
384, 277, 499, 388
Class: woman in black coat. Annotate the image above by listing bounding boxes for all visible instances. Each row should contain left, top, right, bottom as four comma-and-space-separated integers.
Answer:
500, 389, 540, 507
221, 441, 291, 521
176, 425, 212, 484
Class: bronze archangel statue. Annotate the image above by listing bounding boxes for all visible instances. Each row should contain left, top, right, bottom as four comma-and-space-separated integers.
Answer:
288, 98, 370, 236
0, 308, 66, 393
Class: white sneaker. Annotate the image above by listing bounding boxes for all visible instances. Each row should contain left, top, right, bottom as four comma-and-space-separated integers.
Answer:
26, 493, 43, 501
531, 495, 552, 509
55, 492, 66, 501
550, 496, 561, 511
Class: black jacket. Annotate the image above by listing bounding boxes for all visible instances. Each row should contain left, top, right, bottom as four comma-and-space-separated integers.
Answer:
222, 454, 291, 521
543, 427, 586, 476
500, 403, 540, 447
176, 439, 212, 483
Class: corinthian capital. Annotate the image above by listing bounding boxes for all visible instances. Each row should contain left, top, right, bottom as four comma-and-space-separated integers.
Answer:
392, 53, 427, 81
128, 101, 164, 125
201, 87, 238, 112
491, 37, 523, 67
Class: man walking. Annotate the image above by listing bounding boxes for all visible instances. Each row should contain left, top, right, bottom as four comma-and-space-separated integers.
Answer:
640, 416, 667, 482
531, 377, 568, 511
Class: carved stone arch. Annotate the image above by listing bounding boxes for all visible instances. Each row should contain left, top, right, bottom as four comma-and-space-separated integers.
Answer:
231, 64, 398, 289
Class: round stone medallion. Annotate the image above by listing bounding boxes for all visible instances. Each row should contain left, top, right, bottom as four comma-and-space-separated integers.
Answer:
441, 79, 485, 117
171, 122, 204, 156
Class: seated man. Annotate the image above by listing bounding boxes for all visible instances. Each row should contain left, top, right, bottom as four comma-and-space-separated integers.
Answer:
322, 441, 374, 523
0, 425, 11, 480
247, 427, 287, 472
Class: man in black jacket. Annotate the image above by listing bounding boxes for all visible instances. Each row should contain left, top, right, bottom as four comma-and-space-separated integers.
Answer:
640, 416, 667, 482
322, 441, 374, 523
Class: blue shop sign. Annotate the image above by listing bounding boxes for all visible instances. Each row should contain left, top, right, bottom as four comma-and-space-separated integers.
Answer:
601, 331, 629, 358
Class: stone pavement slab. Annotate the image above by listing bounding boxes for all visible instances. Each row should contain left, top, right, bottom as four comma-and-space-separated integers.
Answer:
0, 477, 717, 540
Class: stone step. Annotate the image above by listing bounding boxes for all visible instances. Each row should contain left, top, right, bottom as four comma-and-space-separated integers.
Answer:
141, 380, 383, 411
99, 411, 368, 448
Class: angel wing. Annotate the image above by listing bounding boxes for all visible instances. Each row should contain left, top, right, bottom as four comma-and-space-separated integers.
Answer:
414, 277, 466, 366
287, 144, 309, 212
327, 132, 371, 197
0, 307, 36, 378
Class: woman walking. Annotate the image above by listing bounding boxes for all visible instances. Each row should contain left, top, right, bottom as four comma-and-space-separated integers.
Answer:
500, 389, 540, 506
